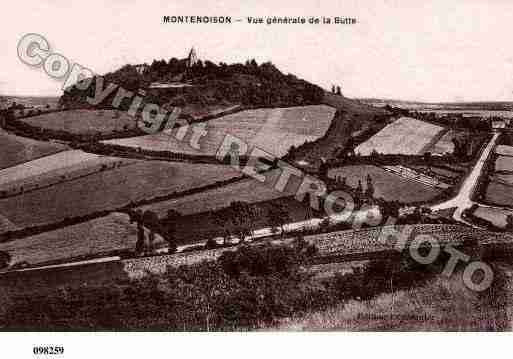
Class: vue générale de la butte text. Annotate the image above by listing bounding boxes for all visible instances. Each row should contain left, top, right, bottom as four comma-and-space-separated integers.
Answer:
162, 16, 357, 25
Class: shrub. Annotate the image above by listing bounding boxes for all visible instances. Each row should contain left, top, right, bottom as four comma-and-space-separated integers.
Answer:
0, 251, 11, 270
218, 244, 305, 278
205, 238, 218, 250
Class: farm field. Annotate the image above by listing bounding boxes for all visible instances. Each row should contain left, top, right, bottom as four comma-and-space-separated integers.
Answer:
22, 109, 138, 135
138, 168, 304, 218
172, 196, 320, 245
354, 117, 446, 156
426, 129, 485, 157
0, 161, 242, 232
328, 165, 443, 203
0, 213, 18, 233
0, 150, 130, 194
483, 181, 513, 207
323, 92, 388, 115
493, 173, 513, 185
429, 130, 455, 155
0, 128, 67, 170
104, 105, 336, 158
495, 145, 513, 157
0, 213, 147, 266
480, 152, 513, 207
473, 206, 513, 229
181, 104, 241, 120
494, 155, 513, 172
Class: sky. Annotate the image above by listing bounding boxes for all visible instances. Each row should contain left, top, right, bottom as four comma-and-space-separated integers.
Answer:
2, 0, 513, 102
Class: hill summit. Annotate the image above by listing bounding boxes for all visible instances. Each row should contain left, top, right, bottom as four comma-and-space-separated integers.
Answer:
59, 52, 327, 115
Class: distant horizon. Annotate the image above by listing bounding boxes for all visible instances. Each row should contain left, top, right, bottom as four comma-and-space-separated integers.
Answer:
3, 92, 513, 106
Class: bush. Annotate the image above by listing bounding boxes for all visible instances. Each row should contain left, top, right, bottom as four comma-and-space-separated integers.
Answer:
0, 251, 11, 270
218, 244, 305, 278
205, 238, 218, 250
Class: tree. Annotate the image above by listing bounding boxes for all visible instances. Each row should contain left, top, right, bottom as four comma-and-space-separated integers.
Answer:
506, 215, 513, 232
210, 211, 230, 244
0, 251, 11, 270
319, 217, 332, 232
267, 203, 291, 237
227, 201, 257, 243
205, 237, 218, 250
356, 180, 363, 196
423, 151, 432, 171
130, 209, 145, 254
319, 161, 328, 179
365, 174, 375, 198
135, 222, 145, 254
142, 210, 160, 253
336, 86, 342, 95
164, 209, 182, 252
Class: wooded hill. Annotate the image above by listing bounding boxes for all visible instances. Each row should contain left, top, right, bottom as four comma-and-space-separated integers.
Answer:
59, 58, 326, 111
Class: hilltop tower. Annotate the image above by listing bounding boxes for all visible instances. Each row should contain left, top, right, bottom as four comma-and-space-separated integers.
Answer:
187, 47, 198, 67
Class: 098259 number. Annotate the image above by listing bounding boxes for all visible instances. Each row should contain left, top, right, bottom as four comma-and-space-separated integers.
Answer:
33, 346, 64, 355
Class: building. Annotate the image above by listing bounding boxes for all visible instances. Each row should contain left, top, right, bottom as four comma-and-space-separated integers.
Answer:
187, 47, 198, 67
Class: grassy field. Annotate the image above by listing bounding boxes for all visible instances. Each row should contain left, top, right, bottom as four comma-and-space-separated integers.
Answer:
484, 181, 513, 207
429, 130, 455, 155
0, 213, 140, 265
0, 128, 67, 170
22, 109, 138, 135
104, 105, 336, 158
494, 155, 513, 172
0, 150, 131, 195
323, 92, 389, 115
427, 129, 484, 157
355, 117, 446, 156
269, 274, 505, 331
473, 206, 513, 228
0, 161, 241, 232
495, 145, 513, 157
0, 213, 17, 233
328, 165, 443, 203
481, 154, 513, 207
493, 173, 513, 185
138, 168, 303, 218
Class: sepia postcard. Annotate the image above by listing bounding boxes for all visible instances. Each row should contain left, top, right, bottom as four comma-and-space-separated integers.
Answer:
1, 1, 513, 354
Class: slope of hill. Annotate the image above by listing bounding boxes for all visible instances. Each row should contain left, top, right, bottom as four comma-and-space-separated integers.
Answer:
323, 92, 388, 115
56, 56, 388, 169
0, 128, 68, 170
